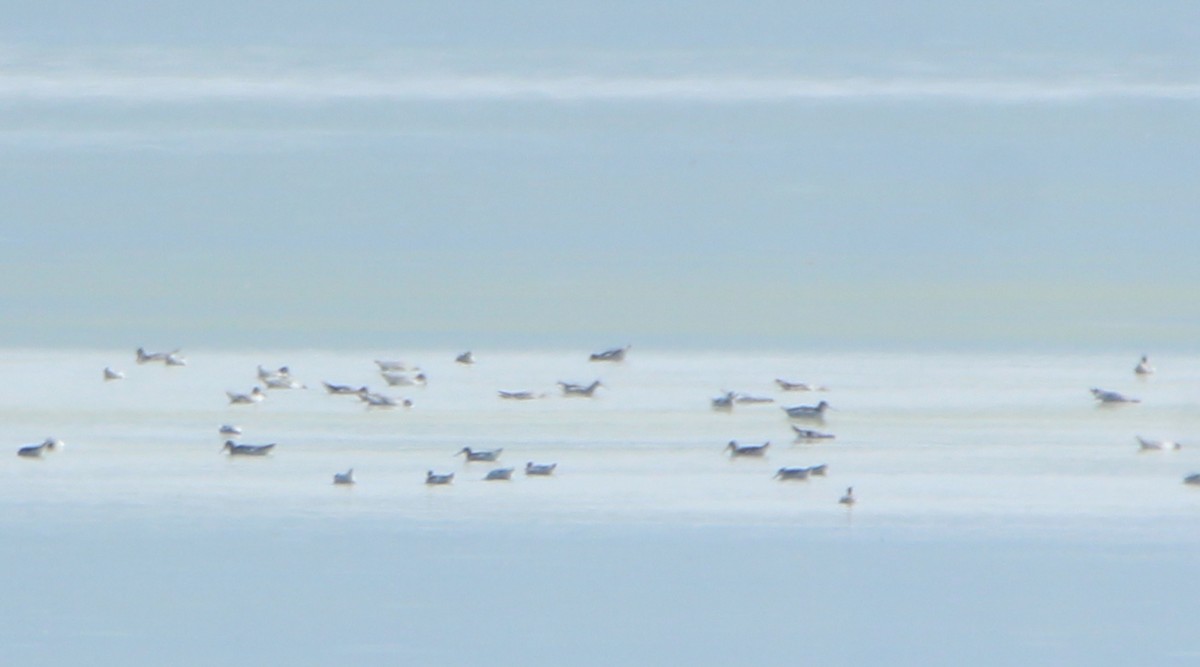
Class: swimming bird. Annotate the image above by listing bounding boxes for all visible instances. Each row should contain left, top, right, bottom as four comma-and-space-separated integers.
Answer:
222, 440, 275, 456
323, 381, 367, 395
734, 393, 775, 404
218, 424, 243, 437
807, 464, 829, 476
375, 360, 410, 372
589, 345, 629, 362
332, 468, 355, 485
103, 366, 125, 381
456, 351, 475, 365
457, 447, 502, 462
1184, 473, 1200, 486
17, 438, 61, 458
725, 440, 770, 457
1135, 355, 1155, 375
1090, 388, 1140, 404
425, 470, 454, 485
498, 390, 542, 400
485, 467, 515, 481
525, 462, 557, 476
792, 426, 836, 441
265, 376, 307, 390
164, 352, 187, 367
559, 380, 603, 397
775, 379, 827, 392
381, 371, 427, 387
359, 392, 411, 409
783, 401, 830, 419
774, 467, 810, 480
227, 387, 266, 404
839, 487, 856, 506
257, 365, 292, 382
1137, 436, 1182, 451
711, 391, 735, 411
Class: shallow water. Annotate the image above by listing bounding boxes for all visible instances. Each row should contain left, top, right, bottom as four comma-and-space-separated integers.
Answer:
1, 348, 1197, 665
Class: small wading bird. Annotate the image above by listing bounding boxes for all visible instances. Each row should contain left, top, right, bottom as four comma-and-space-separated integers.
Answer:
525, 462, 557, 476
425, 471, 454, 485
222, 441, 275, 456
17, 438, 62, 458
725, 440, 769, 457
457, 447, 502, 462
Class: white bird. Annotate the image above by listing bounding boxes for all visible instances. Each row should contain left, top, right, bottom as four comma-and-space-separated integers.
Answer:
485, 467, 515, 481
734, 393, 775, 404
323, 381, 367, 395
1091, 388, 1139, 404
775, 379, 827, 392
265, 376, 307, 390
589, 345, 629, 362
1135, 355, 1155, 375
381, 371, 427, 387
456, 351, 475, 365
839, 487, 856, 506
498, 390, 542, 400
792, 426, 835, 441
725, 440, 770, 457
425, 470, 454, 485
783, 401, 830, 419
222, 440, 275, 456
218, 424, 243, 436
457, 447, 502, 462
774, 466, 810, 480
103, 367, 125, 381
525, 462, 557, 476
711, 391, 735, 411
1184, 473, 1200, 486
375, 360, 410, 372
136, 347, 176, 364
333, 469, 356, 485
807, 464, 829, 476
359, 392, 411, 409
17, 438, 62, 458
257, 365, 292, 382
1137, 436, 1182, 451
227, 387, 266, 404
164, 352, 187, 367
559, 380, 603, 397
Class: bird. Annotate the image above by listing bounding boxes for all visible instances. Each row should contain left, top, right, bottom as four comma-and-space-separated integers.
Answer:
333, 469, 356, 485
222, 440, 275, 456
1135, 355, 1155, 375
725, 440, 770, 457
589, 346, 629, 362
711, 391, 735, 411
559, 380, 603, 397
457, 447, 502, 462
375, 360, 410, 372
525, 462, 557, 476
164, 352, 187, 367
775, 378, 827, 392
1137, 436, 1182, 451
265, 376, 306, 390
484, 467, 515, 481
1184, 473, 1200, 486
774, 467, 810, 480
17, 438, 62, 458
381, 371, 427, 387
734, 393, 775, 404
498, 390, 542, 400
838, 487, 856, 506
1090, 388, 1139, 404
425, 470, 454, 485
227, 387, 266, 404
323, 381, 367, 395
256, 365, 292, 382
807, 464, 828, 476
218, 424, 243, 437
103, 367, 125, 381
792, 426, 835, 441
456, 351, 475, 365
783, 401, 830, 419
135, 347, 176, 364
359, 392, 411, 409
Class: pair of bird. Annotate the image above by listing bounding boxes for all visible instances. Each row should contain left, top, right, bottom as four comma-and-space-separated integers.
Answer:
426, 462, 557, 485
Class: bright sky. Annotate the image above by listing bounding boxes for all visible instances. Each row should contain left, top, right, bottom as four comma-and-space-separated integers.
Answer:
1, 2, 1197, 350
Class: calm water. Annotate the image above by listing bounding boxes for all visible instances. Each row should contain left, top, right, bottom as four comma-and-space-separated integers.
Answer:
1, 348, 1198, 665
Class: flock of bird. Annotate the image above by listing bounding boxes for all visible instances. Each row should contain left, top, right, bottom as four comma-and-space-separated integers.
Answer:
20, 349, 1197, 510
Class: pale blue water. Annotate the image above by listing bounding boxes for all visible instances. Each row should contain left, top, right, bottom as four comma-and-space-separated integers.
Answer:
1, 348, 1198, 665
